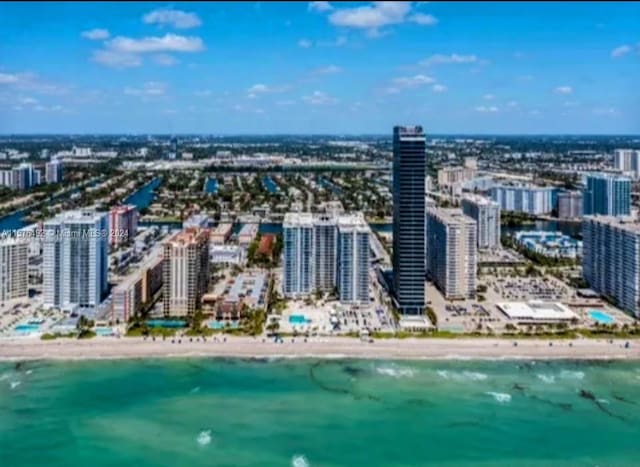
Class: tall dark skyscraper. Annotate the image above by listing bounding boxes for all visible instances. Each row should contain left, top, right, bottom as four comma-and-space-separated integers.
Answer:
392, 125, 426, 314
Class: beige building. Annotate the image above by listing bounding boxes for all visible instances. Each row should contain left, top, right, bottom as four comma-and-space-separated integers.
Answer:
210, 223, 233, 245
0, 237, 28, 302
437, 166, 477, 188
162, 228, 210, 317
426, 208, 477, 300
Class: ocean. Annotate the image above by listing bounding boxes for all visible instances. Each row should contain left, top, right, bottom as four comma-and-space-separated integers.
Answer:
1, 358, 639, 466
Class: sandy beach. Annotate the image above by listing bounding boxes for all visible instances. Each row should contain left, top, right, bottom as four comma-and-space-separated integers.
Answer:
0, 336, 639, 361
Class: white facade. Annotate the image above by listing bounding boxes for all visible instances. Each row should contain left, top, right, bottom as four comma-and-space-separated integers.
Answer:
490, 185, 555, 215
613, 149, 640, 178
42, 210, 109, 310
461, 194, 501, 250
337, 213, 370, 304
45, 159, 63, 183
582, 216, 640, 317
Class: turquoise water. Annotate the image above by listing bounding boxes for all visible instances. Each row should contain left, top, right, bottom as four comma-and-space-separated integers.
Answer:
589, 310, 615, 324
1, 359, 639, 466
13, 324, 40, 333
289, 315, 311, 324
208, 321, 239, 330
124, 178, 162, 211
262, 176, 278, 193
147, 320, 187, 329
204, 178, 218, 194
94, 327, 114, 336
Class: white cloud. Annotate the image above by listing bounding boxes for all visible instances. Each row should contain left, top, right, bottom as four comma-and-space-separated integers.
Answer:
431, 84, 447, 93
108, 34, 204, 53
92, 50, 142, 68
309, 1, 333, 12
475, 105, 499, 113
554, 85, 573, 95
507, 100, 518, 108
592, 107, 620, 116
0, 72, 20, 84
19, 96, 38, 105
408, 13, 437, 25
143, 8, 202, 29
246, 83, 289, 98
328, 2, 435, 35
483, 93, 495, 100
124, 81, 167, 96
298, 38, 313, 48
392, 74, 435, 88
421, 53, 478, 66
611, 44, 632, 58
312, 65, 342, 75
302, 90, 337, 105
153, 54, 179, 66
81, 28, 110, 40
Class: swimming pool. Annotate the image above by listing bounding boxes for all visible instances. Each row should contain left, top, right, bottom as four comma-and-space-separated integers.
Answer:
289, 314, 311, 325
147, 320, 187, 328
208, 321, 240, 330
588, 310, 615, 325
94, 327, 114, 336
13, 324, 41, 335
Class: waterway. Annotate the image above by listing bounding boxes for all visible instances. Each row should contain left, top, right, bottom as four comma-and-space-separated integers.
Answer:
204, 178, 218, 194
124, 177, 162, 211
262, 176, 278, 193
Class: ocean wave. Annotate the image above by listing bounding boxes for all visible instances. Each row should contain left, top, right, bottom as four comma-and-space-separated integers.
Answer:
10, 381, 21, 390
292, 454, 310, 467
375, 365, 416, 378
560, 370, 585, 380
0, 372, 10, 382
25, 370, 32, 375
537, 374, 556, 384
437, 370, 488, 382
486, 392, 511, 403
190, 386, 200, 394
597, 398, 610, 405
196, 430, 211, 446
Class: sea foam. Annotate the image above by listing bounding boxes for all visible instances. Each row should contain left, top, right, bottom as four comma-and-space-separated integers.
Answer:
537, 374, 556, 384
196, 430, 211, 446
292, 454, 310, 467
486, 392, 511, 403
10, 381, 21, 390
437, 370, 488, 382
375, 365, 416, 378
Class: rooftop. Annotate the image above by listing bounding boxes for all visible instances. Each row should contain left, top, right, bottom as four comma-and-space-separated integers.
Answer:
427, 208, 477, 226
497, 301, 576, 322
462, 194, 499, 206
283, 212, 314, 227
166, 227, 209, 245
583, 215, 640, 233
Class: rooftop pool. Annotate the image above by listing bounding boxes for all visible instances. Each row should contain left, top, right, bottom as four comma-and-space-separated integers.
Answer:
588, 310, 615, 325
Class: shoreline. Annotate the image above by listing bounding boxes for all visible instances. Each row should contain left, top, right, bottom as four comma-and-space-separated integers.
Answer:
1, 336, 638, 362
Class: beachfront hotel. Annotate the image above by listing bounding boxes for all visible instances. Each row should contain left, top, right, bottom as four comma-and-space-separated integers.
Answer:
283, 211, 370, 304
283, 212, 315, 297
392, 125, 426, 314
162, 227, 210, 317
426, 208, 477, 300
461, 194, 501, 250
582, 216, 640, 317
337, 213, 371, 304
42, 210, 109, 311
0, 237, 29, 303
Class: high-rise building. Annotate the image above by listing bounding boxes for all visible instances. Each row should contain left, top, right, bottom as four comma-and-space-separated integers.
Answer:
490, 185, 556, 215
583, 173, 631, 216
45, 159, 63, 184
283, 213, 315, 297
0, 163, 41, 191
162, 228, 210, 317
557, 191, 583, 219
43, 210, 109, 310
461, 194, 501, 250
392, 125, 426, 314
314, 213, 337, 292
0, 237, 29, 302
109, 205, 138, 247
437, 166, 477, 188
426, 208, 477, 300
582, 216, 640, 317
336, 213, 370, 304
613, 149, 635, 172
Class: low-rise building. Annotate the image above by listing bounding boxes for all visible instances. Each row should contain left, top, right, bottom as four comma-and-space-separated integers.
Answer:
237, 223, 258, 247
210, 223, 233, 245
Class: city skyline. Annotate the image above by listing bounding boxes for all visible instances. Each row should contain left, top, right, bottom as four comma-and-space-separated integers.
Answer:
1, 1, 640, 135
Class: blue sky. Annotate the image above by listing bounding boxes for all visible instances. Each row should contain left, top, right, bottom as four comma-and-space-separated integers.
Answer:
1, 1, 639, 134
